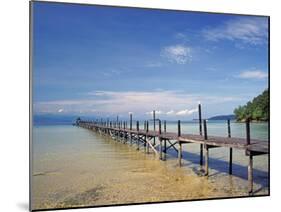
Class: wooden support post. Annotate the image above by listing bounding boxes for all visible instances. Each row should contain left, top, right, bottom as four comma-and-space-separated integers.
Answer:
178, 142, 182, 167
248, 154, 253, 195
159, 120, 162, 160
136, 121, 139, 150
129, 113, 132, 145
178, 120, 181, 137
199, 103, 203, 166
153, 110, 156, 146
178, 120, 182, 166
203, 119, 208, 140
227, 119, 233, 175
246, 118, 251, 145
204, 144, 209, 176
198, 103, 202, 135
158, 119, 162, 135
163, 120, 167, 154
129, 113, 132, 130
146, 121, 149, 153
245, 118, 253, 195
203, 119, 209, 176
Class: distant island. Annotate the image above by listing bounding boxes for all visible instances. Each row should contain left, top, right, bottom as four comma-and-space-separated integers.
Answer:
208, 114, 235, 120
234, 89, 269, 122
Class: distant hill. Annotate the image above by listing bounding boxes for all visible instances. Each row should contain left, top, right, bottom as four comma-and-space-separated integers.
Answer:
208, 114, 235, 120
33, 114, 92, 126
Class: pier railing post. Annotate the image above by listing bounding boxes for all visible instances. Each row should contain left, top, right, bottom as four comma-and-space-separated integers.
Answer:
203, 119, 209, 176
153, 110, 156, 146
178, 120, 182, 166
129, 113, 132, 145
159, 120, 162, 160
136, 121, 140, 150
143, 121, 147, 150
246, 118, 253, 195
129, 113, 132, 130
163, 120, 167, 157
146, 120, 149, 153
246, 118, 251, 145
227, 119, 233, 175
199, 103, 203, 166
178, 120, 181, 137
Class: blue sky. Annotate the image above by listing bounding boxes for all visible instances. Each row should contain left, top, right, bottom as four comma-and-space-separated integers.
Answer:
32, 2, 269, 120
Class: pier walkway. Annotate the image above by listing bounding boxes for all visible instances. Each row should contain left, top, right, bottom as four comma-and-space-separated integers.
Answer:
75, 107, 268, 195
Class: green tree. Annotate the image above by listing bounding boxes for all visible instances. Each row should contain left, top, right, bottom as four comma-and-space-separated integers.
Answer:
233, 89, 269, 121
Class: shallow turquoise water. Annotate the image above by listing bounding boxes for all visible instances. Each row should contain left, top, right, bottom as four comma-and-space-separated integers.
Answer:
31, 122, 269, 210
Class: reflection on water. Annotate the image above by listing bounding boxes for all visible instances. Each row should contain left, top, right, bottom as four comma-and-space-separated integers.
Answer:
32, 123, 269, 210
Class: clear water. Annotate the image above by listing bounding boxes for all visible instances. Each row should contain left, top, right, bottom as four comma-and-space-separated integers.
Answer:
31, 121, 269, 210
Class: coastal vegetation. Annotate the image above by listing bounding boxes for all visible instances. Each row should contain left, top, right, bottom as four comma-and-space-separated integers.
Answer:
234, 89, 269, 122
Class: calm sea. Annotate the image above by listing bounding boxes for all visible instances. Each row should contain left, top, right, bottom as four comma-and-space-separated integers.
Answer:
31, 120, 269, 210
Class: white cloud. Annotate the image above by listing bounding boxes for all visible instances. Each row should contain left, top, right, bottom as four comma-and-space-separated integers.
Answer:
238, 70, 268, 79
58, 108, 64, 113
202, 17, 268, 45
161, 44, 192, 64
34, 90, 245, 115
145, 110, 164, 115
166, 110, 175, 115
175, 108, 198, 116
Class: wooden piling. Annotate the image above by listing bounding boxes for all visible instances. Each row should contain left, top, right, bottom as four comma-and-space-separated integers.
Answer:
246, 118, 251, 145
143, 121, 147, 151
203, 119, 208, 140
146, 121, 149, 153
178, 120, 182, 166
163, 120, 167, 154
248, 154, 253, 195
129, 113, 132, 130
199, 103, 203, 166
228, 119, 233, 175
178, 142, 182, 167
203, 119, 209, 176
178, 120, 181, 137
136, 121, 139, 150
159, 120, 162, 160
246, 118, 253, 194
153, 110, 156, 146
129, 113, 133, 144
204, 144, 209, 176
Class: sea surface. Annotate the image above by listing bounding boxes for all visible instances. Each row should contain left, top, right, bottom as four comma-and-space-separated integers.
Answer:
31, 120, 269, 210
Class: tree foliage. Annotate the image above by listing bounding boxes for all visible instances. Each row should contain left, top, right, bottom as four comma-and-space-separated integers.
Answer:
234, 89, 269, 121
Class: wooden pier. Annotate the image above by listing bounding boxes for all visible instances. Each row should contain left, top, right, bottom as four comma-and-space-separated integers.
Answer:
75, 105, 268, 195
